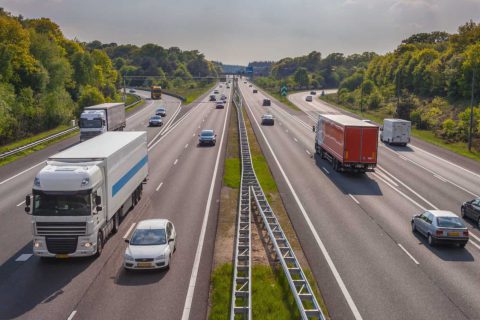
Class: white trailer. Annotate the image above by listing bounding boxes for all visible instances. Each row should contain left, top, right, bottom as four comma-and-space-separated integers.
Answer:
380, 119, 411, 146
25, 132, 148, 258
79, 103, 126, 141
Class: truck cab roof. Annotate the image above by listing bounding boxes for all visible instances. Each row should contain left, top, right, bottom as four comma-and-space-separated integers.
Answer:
84, 103, 124, 110
320, 114, 378, 127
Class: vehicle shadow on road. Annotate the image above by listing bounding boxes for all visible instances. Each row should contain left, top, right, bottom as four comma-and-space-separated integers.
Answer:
0, 242, 94, 319
412, 231, 475, 262
313, 154, 383, 196
115, 268, 167, 286
382, 143, 414, 153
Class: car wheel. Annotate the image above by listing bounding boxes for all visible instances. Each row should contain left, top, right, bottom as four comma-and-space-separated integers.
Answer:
477, 217, 480, 229
427, 234, 435, 247
166, 254, 171, 270
459, 242, 466, 248
461, 206, 466, 218
95, 232, 104, 257
411, 221, 416, 233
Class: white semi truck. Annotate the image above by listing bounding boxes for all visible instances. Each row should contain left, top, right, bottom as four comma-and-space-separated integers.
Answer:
79, 103, 126, 141
380, 119, 411, 146
25, 131, 148, 258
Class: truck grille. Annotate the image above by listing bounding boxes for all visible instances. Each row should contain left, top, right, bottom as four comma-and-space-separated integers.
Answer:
46, 236, 78, 254
36, 222, 87, 236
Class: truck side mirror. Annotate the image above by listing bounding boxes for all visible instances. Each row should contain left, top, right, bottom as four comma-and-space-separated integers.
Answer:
25, 195, 31, 206
95, 195, 101, 206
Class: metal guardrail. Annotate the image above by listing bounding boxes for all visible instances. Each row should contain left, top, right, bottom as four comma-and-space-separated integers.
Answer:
230, 91, 252, 319
232, 83, 325, 320
0, 127, 78, 160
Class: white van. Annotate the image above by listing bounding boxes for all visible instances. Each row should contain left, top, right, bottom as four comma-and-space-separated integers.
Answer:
380, 119, 411, 146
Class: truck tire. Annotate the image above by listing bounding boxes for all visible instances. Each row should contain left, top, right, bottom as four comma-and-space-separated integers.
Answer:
318, 147, 324, 159
95, 232, 104, 257
112, 213, 120, 234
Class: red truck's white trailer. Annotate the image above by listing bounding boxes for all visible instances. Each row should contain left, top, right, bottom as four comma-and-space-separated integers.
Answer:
314, 114, 378, 172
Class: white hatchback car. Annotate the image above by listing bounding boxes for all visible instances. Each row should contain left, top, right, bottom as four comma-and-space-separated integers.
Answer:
124, 219, 176, 270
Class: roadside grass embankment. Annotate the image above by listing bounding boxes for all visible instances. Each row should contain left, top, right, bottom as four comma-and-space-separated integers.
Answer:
208, 100, 329, 319
251, 84, 301, 112
320, 94, 480, 162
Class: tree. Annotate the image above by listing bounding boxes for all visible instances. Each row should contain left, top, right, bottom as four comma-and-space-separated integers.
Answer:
294, 67, 309, 87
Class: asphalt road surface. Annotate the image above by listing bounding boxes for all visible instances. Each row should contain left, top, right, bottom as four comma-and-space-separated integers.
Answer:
0, 84, 230, 320
239, 82, 480, 320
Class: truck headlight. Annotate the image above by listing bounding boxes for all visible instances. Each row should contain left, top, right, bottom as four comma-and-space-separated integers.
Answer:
124, 254, 134, 262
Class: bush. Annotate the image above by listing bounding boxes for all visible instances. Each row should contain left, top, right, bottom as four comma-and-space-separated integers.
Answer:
367, 90, 382, 109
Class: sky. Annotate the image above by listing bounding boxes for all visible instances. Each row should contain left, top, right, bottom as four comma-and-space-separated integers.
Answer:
1, 0, 480, 65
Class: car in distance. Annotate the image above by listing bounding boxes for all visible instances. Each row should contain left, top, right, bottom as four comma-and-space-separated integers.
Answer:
129, 89, 136, 93
155, 107, 167, 117
249, 84, 253, 87
220, 94, 227, 101
306, 96, 313, 102
124, 219, 176, 270
310, 91, 316, 95
262, 99, 271, 106
198, 129, 217, 146
261, 114, 274, 125
213, 90, 220, 94
253, 89, 258, 93
149, 115, 163, 127
411, 210, 469, 247
461, 198, 480, 227
209, 95, 217, 101
216, 102, 225, 109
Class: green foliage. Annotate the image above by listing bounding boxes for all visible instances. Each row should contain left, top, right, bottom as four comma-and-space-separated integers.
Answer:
293, 67, 309, 87
223, 158, 241, 188
0, 10, 118, 145
78, 85, 105, 108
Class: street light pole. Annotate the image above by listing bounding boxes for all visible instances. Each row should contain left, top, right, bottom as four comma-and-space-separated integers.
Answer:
468, 68, 476, 151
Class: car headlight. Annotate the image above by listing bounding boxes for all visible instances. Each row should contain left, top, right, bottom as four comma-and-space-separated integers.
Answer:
124, 254, 134, 262
80, 241, 93, 248
154, 254, 165, 260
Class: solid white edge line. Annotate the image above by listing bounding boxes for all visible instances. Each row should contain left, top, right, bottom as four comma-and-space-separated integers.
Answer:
0, 161, 45, 185
349, 194, 360, 205
181, 95, 230, 320
155, 182, 163, 192
240, 85, 364, 320
123, 223, 136, 240
17, 200, 26, 207
66, 310, 77, 320
398, 244, 420, 265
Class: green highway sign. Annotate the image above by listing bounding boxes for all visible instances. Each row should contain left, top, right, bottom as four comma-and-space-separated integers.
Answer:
281, 85, 288, 96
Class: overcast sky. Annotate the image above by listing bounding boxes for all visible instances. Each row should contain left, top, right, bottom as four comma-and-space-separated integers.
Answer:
1, 0, 480, 65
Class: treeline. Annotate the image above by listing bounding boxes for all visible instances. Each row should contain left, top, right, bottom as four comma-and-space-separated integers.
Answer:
0, 9, 118, 145
86, 41, 221, 89
338, 21, 480, 148
253, 51, 377, 91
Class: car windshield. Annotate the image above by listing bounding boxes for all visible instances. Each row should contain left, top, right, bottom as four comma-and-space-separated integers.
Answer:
151, 116, 161, 120
80, 118, 102, 129
437, 216, 465, 228
33, 191, 91, 216
201, 131, 214, 137
157, 108, 165, 112
130, 229, 166, 245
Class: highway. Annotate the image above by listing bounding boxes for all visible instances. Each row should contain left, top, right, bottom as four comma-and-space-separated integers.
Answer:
0, 84, 229, 320
239, 82, 480, 320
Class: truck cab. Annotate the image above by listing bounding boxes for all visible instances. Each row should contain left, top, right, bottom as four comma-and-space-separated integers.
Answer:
79, 109, 107, 141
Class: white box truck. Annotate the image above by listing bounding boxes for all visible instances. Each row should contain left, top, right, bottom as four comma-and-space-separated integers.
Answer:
380, 119, 411, 146
79, 103, 126, 141
25, 131, 148, 258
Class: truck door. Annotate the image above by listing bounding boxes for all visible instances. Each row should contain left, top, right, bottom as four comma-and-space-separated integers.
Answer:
361, 128, 378, 163
345, 127, 362, 162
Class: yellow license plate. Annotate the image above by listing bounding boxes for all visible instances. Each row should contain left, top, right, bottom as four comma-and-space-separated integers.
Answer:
137, 262, 152, 268
56, 254, 69, 259
448, 232, 460, 237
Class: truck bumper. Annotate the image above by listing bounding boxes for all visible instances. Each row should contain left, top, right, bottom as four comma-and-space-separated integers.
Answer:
32, 234, 98, 258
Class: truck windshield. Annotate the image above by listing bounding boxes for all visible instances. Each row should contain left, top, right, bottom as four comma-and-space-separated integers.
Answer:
33, 192, 91, 216
80, 118, 102, 128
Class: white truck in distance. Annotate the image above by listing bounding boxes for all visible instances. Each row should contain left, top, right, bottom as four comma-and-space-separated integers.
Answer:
380, 118, 411, 146
79, 103, 126, 141
25, 132, 148, 258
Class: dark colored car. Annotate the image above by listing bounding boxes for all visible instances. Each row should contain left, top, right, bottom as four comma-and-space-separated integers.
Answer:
129, 89, 136, 93
149, 115, 163, 127
155, 107, 166, 117
216, 102, 225, 109
249, 84, 253, 87
262, 99, 271, 106
209, 95, 217, 101
461, 198, 480, 227
411, 210, 469, 247
220, 94, 227, 101
310, 91, 316, 95
253, 89, 258, 93
198, 129, 216, 146
261, 114, 274, 125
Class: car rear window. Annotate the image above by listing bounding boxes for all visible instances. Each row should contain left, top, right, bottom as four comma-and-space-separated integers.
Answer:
437, 217, 465, 228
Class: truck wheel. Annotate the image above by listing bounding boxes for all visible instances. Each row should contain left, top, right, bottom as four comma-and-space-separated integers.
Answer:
95, 232, 104, 257
112, 213, 120, 234
318, 148, 324, 159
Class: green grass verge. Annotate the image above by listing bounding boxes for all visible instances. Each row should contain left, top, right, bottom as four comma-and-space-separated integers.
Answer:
252, 85, 301, 111
0, 128, 79, 167
168, 82, 216, 104
224, 158, 241, 188
125, 94, 145, 113
321, 94, 480, 162
209, 264, 300, 320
